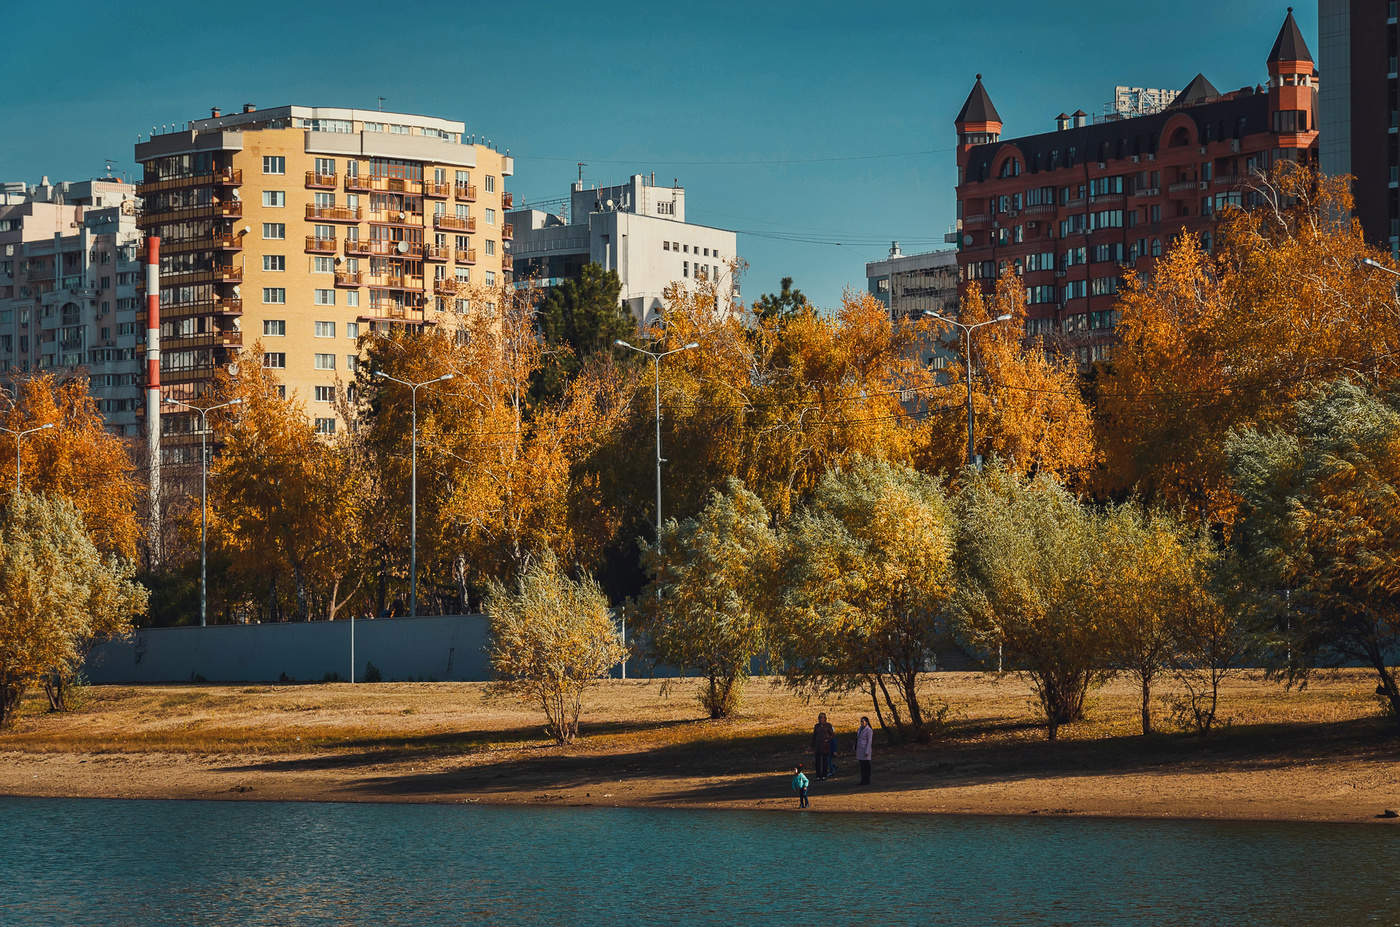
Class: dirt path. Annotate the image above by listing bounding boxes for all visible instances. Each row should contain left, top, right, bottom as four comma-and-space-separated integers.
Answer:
2, 672, 1398, 823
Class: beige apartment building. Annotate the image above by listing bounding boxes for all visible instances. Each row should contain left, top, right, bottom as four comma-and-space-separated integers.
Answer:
136, 104, 513, 460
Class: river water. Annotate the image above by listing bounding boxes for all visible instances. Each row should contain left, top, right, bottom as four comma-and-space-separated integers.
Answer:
1, 797, 1396, 926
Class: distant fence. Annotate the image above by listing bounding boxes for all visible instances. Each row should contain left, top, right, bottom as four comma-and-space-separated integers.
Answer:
84, 615, 497, 684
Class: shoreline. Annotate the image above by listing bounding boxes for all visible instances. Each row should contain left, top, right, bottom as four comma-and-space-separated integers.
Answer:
2, 673, 1397, 825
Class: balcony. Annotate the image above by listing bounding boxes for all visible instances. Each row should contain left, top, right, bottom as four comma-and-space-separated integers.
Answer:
424, 180, 451, 198
454, 182, 477, 201
434, 277, 462, 295
306, 205, 362, 222
335, 271, 363, 287
136, 168, 243, 196
306, 171, 337, 189
421, 244, 451, 262
345, 174, 372, 192
501, 223, 513, 240
162, 330, 244, 352
369, 176, 424, 195
963, 213, 990, 227
213, 233, 243, 250
1213, 175, 1239, 187
306, 236, 338, 254
344, 239, 372, 256
502, 191, 514, 208
455, 248, 477, 265
214, 265, 242, 283
215, 201, 243, 218
1167, 180, 1198, 194
368, 211, 424, 226
435, 214, 476, 233
161, 297, 243, 320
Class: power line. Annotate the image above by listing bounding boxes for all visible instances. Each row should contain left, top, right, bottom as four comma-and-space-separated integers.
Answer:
513, 147, 956, 167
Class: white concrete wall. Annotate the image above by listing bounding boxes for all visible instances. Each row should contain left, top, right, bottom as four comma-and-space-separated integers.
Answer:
84, 615, 493, 684
594, 211, 737, 325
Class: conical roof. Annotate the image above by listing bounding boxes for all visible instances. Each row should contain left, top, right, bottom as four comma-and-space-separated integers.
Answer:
1269, 7, 1313, 63
1171, 73, 1220, 107
956, 75, 1002, 125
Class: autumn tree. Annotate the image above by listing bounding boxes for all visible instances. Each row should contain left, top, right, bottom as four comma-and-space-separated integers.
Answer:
1226, 378, 1400, 726
639, 479, 776, 718
1098, 504, 1220, 735
1099, 163, 1400, 521
0, 375, 141, 559
953, 463, 1109, 740
771, 457, 956, 742
207, 349, 369, 621
485, 551, 626, 744
925, 272, 1098, 485
0, 493, 146, 726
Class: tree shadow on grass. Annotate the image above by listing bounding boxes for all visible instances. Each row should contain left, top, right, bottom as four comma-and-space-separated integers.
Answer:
220, 713, 1400, 805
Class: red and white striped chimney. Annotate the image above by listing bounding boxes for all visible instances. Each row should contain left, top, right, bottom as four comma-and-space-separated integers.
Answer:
145, 236, 162, 564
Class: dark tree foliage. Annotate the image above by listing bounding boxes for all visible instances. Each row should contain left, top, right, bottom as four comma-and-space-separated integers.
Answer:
752, 277, 811, 322
533, 263, 634, 404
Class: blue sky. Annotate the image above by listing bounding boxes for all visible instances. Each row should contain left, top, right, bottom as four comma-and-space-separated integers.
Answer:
2, 0, 1315, 307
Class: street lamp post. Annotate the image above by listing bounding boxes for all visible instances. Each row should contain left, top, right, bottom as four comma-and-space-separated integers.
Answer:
0, 422, 55, 491
613, 338, 699, 677
373, 370, 454, 618
923, 312, 1013, 469
163, 397, 243, 627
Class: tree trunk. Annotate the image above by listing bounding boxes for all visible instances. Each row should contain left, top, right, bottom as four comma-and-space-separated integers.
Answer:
1367, 642, 1400, 727
1140, 672, 1152, 736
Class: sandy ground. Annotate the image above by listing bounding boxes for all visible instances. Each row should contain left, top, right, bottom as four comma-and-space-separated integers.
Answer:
2, 671, 1398, 823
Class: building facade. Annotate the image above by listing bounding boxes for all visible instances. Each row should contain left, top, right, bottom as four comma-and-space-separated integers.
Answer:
135, 104, 513, 456
1319, 0, 1396, 255
954, 10, 1319, 362
509, 174, 738, 325
866, 244, 960, 370
0, 178, 145, 435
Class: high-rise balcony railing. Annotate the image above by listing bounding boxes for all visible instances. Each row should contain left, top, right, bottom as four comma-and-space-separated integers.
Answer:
305, 171, 337, 189
345, 174, 373, 192
455, 248, 477, 265
305, 236, 338, 254
421, 244, 451, 262
306, 205, 362, 222
454, 182, 477, 201
435, 215, 475, 233
334, 271, 363, 287
424, 180, 451, 198
501, 223, 513, 240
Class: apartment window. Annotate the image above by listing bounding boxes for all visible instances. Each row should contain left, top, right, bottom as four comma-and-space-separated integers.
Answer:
314, 157, 336, 175
346, 161, 359, 178
456, 170, 470, 184
455, 204, 470, 220
314, 289, 336, 306
263, 223, 286, 240
484, 175, 496, 193
263, 320, 286, 336
485, 270, 496, 286
683, 244, 689, 253
315, 321, 336, 338
314, 353, 336, 370
455, 267, 470, 284
263, 255, 285, 272
314, 418, 336, 435
683, 261, 689, 277
345, 322, 359, 339
434, 167, 446, 184
312, 256, 335, 274
485, 240, 496, 256
264, 352, 286, 368
262, 287, 286, 304
313, 192, 335, 209
346, 355, 358, 372
663, 241, 670, 251
345, 290, 360, 307
485, 208, 496, 225
262, 190, 286, 208
262, 156, 285, 175
314, 386, 335, 402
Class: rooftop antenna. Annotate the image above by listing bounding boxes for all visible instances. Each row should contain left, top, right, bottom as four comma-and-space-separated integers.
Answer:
377, 96, 386, 112
578, 162, 586, 185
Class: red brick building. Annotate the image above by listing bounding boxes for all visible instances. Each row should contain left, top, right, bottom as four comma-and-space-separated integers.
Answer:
954, 9, 1319, 362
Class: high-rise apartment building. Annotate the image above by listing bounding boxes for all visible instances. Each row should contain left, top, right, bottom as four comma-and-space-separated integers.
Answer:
1319, 0, 1397, 255
135, 104, 513, 456
0, 177, 145, 435
954, 10, 1318, 363
508, 174, 739, 325
866, 244, 960, 372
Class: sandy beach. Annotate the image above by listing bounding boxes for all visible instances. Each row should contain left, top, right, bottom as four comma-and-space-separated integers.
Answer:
2, 671, 1397, 823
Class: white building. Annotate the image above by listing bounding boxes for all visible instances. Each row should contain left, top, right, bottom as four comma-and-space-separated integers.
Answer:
0, 178, 145, 435
866, 243, 960, 372
509, 174, 738, 325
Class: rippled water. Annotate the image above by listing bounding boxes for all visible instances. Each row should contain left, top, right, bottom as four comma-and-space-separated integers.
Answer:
1, 797, 1397, 926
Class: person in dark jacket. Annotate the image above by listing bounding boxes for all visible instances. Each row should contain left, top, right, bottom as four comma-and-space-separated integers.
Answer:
811, 713, 835, 780
855, 716, 874, 785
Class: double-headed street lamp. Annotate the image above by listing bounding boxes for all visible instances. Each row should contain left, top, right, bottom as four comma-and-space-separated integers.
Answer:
613, 340, 699, 550
922, 311, 1012, 469
373, 370, 454, 618
163, 397, 243, 627
0, 422, 55, 490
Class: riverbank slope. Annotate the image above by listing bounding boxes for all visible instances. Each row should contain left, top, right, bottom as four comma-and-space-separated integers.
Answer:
2, 672, 1397, 822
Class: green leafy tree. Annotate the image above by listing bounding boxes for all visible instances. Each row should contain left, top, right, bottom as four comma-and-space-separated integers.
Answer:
953, 464, 1109, 740
485, 551, 627, 744
1226, 378, 1400, 725
640, 479, 776, 718
534, 263, 634, 404
752, 277, 811, 322
0, 493, 146, 726
771, 457, 956, 742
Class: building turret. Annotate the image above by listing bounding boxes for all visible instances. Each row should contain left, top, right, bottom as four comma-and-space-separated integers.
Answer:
1266, 7, 1317, 146
955, 75, 1003, 172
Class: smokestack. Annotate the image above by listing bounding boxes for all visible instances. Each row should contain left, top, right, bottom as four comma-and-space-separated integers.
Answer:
242, 103, 256, 113
211, 107, 221, 118
145, 237, 161, 566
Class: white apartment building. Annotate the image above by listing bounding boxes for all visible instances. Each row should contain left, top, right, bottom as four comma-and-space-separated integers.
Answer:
0, 178, 144, 435
509, 174, 738, 325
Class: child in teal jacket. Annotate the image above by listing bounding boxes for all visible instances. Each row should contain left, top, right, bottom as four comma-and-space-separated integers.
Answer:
791, 765, 810, 808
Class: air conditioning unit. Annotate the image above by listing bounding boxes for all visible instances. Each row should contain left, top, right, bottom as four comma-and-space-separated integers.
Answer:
1098, 162, 1107, 169
1199, 181, 1209, 190
1131, 155, 1140, 163
1231, 139, 1241, 153
1147, 153, 1157, 161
